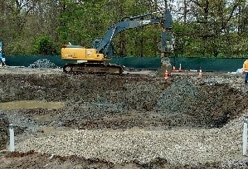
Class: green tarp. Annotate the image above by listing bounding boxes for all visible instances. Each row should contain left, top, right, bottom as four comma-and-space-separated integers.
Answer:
3, 55, 246, 72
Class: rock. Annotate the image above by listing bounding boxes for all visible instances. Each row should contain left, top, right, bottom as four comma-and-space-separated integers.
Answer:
28, 59, 58, 69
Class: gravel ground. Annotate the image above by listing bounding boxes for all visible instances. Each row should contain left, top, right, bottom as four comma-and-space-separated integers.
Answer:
14, 112, 248, 166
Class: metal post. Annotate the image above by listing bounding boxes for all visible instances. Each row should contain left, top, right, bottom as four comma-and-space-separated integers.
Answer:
0, 41, 3, 67
0, 41, 2, 58
9, 124, 14, 152
243, 117, 248, 155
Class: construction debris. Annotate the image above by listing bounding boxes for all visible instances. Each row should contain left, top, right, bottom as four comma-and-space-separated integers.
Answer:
28, 59, 58, 69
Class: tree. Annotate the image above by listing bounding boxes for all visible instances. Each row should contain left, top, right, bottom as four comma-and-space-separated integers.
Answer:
0, 0, 248, 57
172, 0, 248, 57
33, 35, 56, 55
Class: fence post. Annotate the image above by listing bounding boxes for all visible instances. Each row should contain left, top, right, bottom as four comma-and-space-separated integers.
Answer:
9, 124, 14, 152
0, 41, 2, 58
243, 117, 248, 156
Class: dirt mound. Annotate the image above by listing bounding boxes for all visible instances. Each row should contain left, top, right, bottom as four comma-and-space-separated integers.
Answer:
156, 78, 246, 127
1, 151, 222, 169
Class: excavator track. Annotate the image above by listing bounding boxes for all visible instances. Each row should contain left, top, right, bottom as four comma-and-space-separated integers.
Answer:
63, 63, 124, 75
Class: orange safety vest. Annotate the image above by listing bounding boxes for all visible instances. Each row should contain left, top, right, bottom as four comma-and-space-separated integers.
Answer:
243, 60, 248, 72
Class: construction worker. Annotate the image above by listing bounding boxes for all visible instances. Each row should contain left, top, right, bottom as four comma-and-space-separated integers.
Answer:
243, 59, 248, 83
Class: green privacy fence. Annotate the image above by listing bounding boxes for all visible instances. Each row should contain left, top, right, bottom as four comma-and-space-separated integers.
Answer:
3, 55, 246, 72
112, 57, 246, 72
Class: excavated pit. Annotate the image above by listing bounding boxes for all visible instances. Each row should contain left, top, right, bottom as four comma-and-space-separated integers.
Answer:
0, 73, 246, 129
0, 69, 248, 168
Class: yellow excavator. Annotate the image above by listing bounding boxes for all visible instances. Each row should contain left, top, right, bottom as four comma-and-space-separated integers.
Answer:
61, 45, 123, 74
61, 10, 173, 75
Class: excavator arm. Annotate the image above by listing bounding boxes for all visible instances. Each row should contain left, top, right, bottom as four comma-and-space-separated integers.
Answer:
93, 10, 173, 57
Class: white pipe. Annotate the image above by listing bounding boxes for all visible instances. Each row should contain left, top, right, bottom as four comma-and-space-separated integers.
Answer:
9, 124, 14, 152
243, 118, 248, 156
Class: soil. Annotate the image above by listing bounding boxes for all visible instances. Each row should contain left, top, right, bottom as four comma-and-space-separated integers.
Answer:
0, 67, 247, 169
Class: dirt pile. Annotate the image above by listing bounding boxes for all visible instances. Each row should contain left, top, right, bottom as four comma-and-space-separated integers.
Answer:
0, 151, 223, 169
156, 77, 246, 127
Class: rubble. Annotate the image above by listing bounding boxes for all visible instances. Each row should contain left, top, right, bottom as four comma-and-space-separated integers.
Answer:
28, 59, 58, 69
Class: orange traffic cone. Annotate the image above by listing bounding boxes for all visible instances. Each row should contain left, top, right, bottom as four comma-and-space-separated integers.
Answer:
198, 68, 202, 78
164, 69, 169, 79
